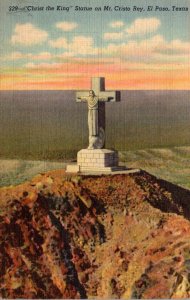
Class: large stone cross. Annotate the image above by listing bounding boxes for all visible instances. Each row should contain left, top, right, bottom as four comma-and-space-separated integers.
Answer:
76, 77, 120, 149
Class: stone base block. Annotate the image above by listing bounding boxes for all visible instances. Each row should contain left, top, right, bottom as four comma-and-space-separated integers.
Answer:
77, 149, 118, 168
66, 165, 80, 173
65, 148, 130, 174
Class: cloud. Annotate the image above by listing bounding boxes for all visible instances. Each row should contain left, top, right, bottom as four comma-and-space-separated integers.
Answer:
49, 35, 98, 55
30, 52, 52, 60
101, 34, 190, 65
56, 22, 78, 31
56, 52, 75, 59
48, 38, 68, 48
0, 52, 24, 61
11, 23, 48, 46
25, 62, 60, 69
156, 39, 190, 55
67, 36, 98, 55
102, 35, 164, 59
126, 18, 161, 37
10, 52, 24, 59
104, 18, 161, 41
103, 32, 124, 40
25, 62, 36, 68
1, 51, 52, 61
110, 21, 125, 28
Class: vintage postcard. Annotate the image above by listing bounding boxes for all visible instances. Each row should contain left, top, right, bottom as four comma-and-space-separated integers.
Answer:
0, 0, 190, 298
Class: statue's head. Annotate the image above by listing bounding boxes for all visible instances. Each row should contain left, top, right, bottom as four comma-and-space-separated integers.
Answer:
89, 90, 95, 96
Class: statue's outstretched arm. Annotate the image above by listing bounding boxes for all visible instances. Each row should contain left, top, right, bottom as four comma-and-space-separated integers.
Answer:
77, 96, 88, 102
99, 97, 113, 102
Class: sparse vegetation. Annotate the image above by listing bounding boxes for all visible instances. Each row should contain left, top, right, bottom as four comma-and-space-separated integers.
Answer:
1, 146, 190, 189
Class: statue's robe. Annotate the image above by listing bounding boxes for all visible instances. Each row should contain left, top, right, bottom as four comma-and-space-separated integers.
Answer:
87, 96, 99, 136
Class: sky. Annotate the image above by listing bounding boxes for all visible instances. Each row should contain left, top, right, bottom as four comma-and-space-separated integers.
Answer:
0, 0, 190, 90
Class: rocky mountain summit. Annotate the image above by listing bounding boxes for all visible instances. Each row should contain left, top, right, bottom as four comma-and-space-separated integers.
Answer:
1, 169, 190, 298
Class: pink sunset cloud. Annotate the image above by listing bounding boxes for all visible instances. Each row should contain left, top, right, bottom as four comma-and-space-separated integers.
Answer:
1, 67, 189, 90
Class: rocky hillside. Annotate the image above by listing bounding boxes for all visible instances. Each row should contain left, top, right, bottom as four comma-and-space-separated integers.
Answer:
1, 169, 190, 298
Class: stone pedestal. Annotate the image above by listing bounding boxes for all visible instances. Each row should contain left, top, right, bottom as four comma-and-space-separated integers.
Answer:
66, 149, 126, 173
78, 149, 118, 171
